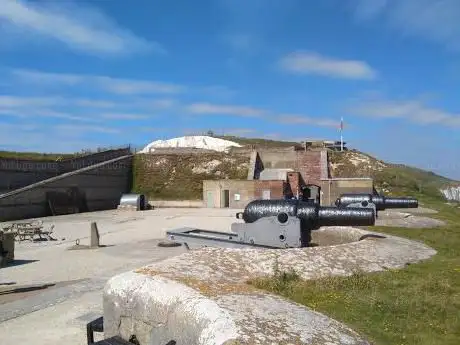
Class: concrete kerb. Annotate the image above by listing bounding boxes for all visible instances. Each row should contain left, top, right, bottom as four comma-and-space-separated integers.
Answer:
103, 227, 437, 345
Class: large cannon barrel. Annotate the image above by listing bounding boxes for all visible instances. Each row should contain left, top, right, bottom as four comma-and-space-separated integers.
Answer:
335, 193, 418, 210
240, 199, 375, 228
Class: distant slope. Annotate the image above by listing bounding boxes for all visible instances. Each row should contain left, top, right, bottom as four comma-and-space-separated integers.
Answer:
329, 150, 456, 199
218, 136, 456, 199
0, 151, 76, 161
216, 135, 299, 148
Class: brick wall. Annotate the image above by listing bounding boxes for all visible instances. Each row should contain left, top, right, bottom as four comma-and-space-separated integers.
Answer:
254, 180, 285, 199
295, 151, 322, 185
287, 172, 301, 197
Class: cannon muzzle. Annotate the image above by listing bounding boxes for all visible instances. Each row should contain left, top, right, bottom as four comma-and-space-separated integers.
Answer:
240, 199, 375, 229
317, 207, 375, 226
335, 194, 418, 210
383, 197, 418, 209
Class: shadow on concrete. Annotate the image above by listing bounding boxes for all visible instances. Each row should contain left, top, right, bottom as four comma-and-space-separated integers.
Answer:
6, 259, 39, 267
67, 244, 115, 251
0, 283, 55, 296
31, 237, 58, 242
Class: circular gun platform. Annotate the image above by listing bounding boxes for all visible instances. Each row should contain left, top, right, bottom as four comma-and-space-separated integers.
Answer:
102, 227, 436, 344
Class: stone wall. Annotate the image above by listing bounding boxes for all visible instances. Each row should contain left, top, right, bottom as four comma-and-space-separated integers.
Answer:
203, 179, 286, 208
257, 150, 325, 185
59, 148, 131, 171
320, 178, 374, 206
0, 156, 133, 221
0, 159, 59, 193
203, 180, 255, 208
0, 148, 131, 194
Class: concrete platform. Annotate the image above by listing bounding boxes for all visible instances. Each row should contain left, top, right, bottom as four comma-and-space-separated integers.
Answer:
0, 208, 238, 344
0, 207, 439, 344
103, 226, 436, 345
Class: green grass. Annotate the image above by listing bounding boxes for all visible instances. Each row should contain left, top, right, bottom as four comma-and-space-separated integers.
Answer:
250, 198, 460, 345
132, 153, 249, 200
215, 135, 300, 148
0, 146, 128, 161
329, 150, 457, 200
0, 150, 76, 161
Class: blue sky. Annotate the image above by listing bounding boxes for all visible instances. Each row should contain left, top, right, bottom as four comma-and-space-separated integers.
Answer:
0, 0, 459, 179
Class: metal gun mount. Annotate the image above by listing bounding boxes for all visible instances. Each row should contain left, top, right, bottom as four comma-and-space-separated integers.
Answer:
167, 213, 303, 249
166, 199, 375, 249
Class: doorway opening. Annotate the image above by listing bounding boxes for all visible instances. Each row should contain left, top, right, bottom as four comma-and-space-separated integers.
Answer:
222, 190, 230, 208
301, 184, 321, 204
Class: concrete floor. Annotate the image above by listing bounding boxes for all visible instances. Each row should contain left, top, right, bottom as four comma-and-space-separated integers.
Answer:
0, 206, 436, 344
0, 208, 239, 345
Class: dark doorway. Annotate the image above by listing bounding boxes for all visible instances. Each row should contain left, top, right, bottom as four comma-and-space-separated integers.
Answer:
222, 190, 230, 208
139, 194, 146, 210
46, 187, 88, 216
301, 184, 321, 204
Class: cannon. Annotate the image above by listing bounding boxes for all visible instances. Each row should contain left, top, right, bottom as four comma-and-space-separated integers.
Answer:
166, 199, 375, 249
335, 193, 418, 217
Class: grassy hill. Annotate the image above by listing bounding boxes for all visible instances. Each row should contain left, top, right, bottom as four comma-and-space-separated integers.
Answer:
219, 135, 457, 201
1, 136, 457, 201
328, 150, 456, 201
216, 135, 300, 148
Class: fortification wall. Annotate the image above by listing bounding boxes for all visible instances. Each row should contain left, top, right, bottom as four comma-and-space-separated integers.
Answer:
0, 156, 133, 221
258, 150, 324, 185
59, 148, 131, 171
0, 148, 130, 194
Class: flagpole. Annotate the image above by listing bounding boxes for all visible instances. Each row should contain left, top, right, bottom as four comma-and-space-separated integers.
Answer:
340, 117, 344, 152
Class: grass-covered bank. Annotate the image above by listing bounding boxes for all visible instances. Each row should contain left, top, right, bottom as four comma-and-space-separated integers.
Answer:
250, 200, 460, 345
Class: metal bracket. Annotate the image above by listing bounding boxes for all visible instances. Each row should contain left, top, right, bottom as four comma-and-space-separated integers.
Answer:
346, 201, 378, 218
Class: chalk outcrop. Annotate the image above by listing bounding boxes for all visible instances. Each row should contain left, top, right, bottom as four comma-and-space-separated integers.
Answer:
440, 186, 460, 202
139, 136, 242, 154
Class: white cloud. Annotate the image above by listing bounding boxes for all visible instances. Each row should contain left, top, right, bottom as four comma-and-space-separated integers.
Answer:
100, 113, 151, 120
186, 102, 266, 117
12, 69, 184, 95
224, 33, 260, 53
223, 128, 256, 136
350, 0, 388, 19
0, 95, 60, 107
0, 106, 98, 123
73, 99, 119, 108
279, 51, 377, 80
0, 122, 103, 152
277, 114, 341, 128
54, 124, 121, 134
348, 0, 460, 51
0, 0, 163, 56
0, 94, 178, 124
149, 99, 176, 109
349, 98, 460, 127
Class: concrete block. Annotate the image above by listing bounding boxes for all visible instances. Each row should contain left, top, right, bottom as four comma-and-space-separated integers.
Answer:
90, 222, 100, 248
104, 273, 239, 345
